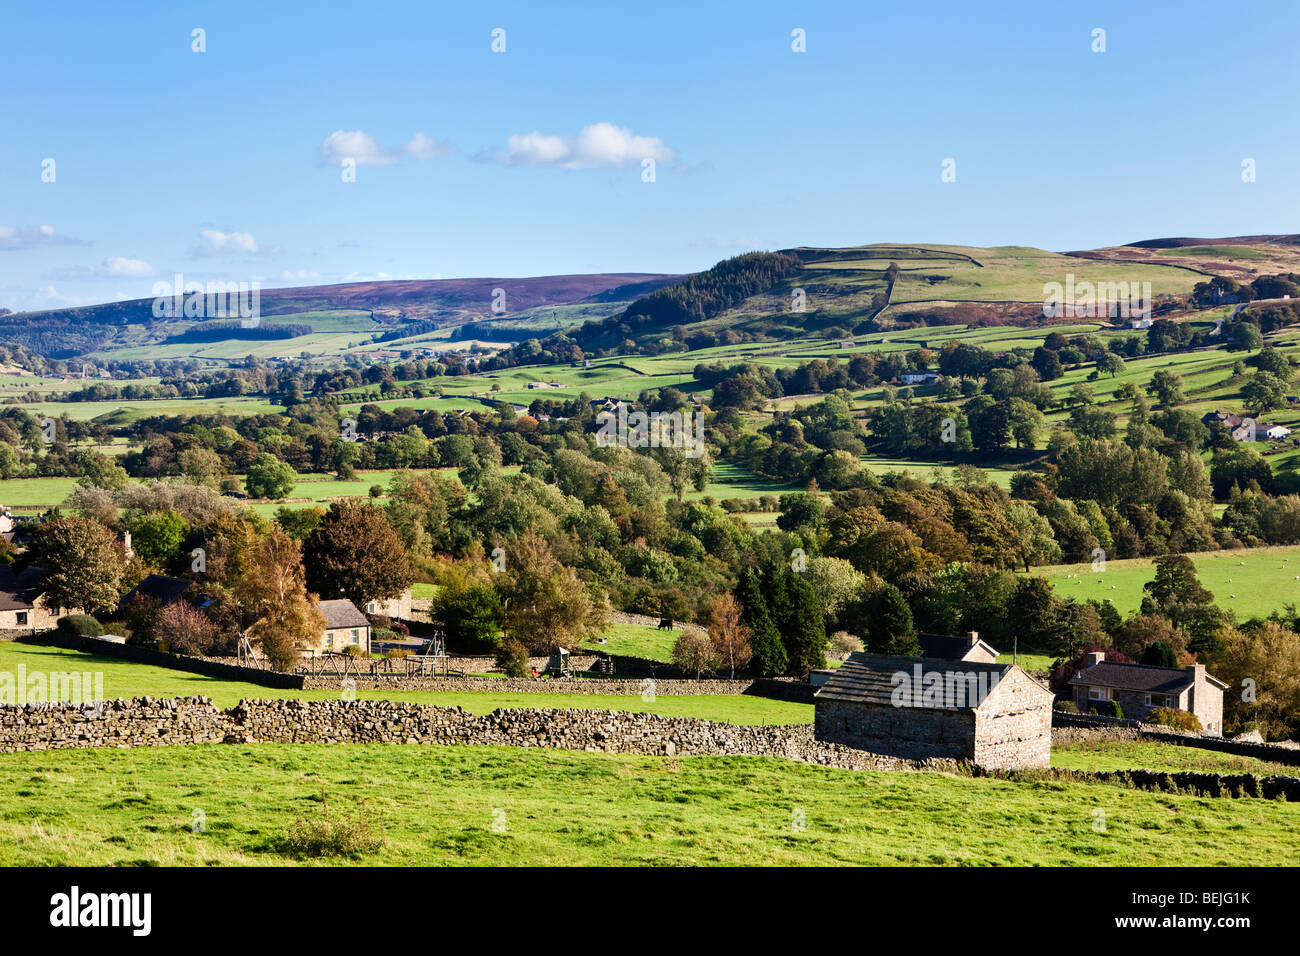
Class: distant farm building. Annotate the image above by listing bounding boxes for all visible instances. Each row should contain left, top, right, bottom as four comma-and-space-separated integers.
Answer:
0, 566, 77, 632
899, 371, 941, 385
814, 652, 1053, 769
1202, 411, 1261, 442
1266, 425, 1293, 440
364, 587, 413, 620
1068, 651, 1227, 734
917, 631, 998, 664
317, 599, 372, 654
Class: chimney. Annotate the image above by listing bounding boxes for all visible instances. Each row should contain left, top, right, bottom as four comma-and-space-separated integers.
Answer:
1185, 663, 1206, 682
967, 630, 979, 647
1086, 651, 1105, 666
122, 530, 133, 558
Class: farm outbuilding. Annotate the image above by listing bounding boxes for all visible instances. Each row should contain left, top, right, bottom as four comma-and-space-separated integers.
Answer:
814, 652, 1054, 769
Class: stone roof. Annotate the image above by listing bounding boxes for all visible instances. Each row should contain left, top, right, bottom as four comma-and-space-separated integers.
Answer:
814, 652, 1012, 712
1069, 660, 1228, 693
124, 573, 193, 607
318, 598, 369, 630
0, 565, 47, 611
917, 632, 999, 661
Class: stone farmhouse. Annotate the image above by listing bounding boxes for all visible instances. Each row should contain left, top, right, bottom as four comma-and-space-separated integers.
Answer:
363, 587, 413, 620
317, 598, 371, 654
917, 630, 999, 663
0, 565, 76, 632
814, 652, 1054, 769
1068, 651, 1227, 734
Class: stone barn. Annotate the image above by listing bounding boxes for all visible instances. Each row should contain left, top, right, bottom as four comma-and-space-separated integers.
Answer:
814, 652, 1054, 769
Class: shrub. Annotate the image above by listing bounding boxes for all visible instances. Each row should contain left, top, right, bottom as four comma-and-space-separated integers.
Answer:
496, 638, 530, 677
1146, 707, 1202, 732
1112, 701, 1124, 720
156, 601, 221, 656
58, 614, 103, 637
385, 648, 412, 659
341, 644, 367, 658
282, 796, 385, 859
829, 630, 864, 658
1054, 700, 1079, 713
370, 626, 397, 644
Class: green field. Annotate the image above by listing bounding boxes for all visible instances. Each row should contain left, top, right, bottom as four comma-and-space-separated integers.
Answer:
1, 743, 1296, 865
1052, 739, 1298, 776
1034, 544, 1300, 619
996, 652, 1057, 673
585, 622, 680, 662
0, 642, 808, 724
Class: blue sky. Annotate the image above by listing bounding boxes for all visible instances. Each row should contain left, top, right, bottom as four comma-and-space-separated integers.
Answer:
3, 0, 1298, 312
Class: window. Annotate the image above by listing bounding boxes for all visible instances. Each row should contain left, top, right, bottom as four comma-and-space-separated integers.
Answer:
1144, 693, 1174, 708
1087, 686, 1109, 701
15, 611, 27, 626
325, 632, 334, 650
350, 629, 359, 641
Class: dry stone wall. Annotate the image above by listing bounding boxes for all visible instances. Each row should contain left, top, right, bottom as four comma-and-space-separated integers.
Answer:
1052, 722, 1300, 767
301, 675, 757, 696
0, 696, 937, 771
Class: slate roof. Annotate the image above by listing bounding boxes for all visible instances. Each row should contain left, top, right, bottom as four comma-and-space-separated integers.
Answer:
917, 632, 999, 661
1069, 661, 1228, 693
124, 574, 193, 607
814, 652, 1013, 712
318, 599, 369, 630
0, 565, 48, 611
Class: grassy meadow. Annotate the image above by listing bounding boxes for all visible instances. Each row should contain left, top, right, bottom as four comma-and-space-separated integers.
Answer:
1034, 544, 1300, 619
1, 743, 1296, 866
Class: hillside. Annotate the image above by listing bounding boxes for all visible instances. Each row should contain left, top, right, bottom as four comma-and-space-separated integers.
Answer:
8, 234, 1300, 367
0, 272, 682, 361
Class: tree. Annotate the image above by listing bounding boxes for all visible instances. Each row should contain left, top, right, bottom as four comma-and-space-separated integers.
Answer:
33, 515, 125, 614
1006, 500, 1062, 571
433, 577, 504, 652
736, 568, 786, 677
156, 601, 221, 656
1096, 351, 1126, 377
1212, 621, 1300, 737
1229, 322, 1264, 351
127, 509, 188, 567
707, 593, 753, 679
303, 501, 413, 609
244, 453, 297, 499
239, 528, 326, 672
1241, 372, 1290, 412
867, 583, 918, 656
1146, 370, 1186, 408
777, 569, 828, 675
1141, 640, 1178, 668
672, 630, 719, 679
496, 532, 607, 653
1140, 554, 1213, 630
1007, 397, 1044, 449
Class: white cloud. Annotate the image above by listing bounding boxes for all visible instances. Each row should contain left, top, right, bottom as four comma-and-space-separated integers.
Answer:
499, 122, 675, 169
103, 256, 154, 278
44, 256, 156, 281
318, 130, 455, 167
279, 269, 324, 283
0, 224, 89, 251
401, 132, 456, 161
196, 229, 260, 257
0, 283, 96, 312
